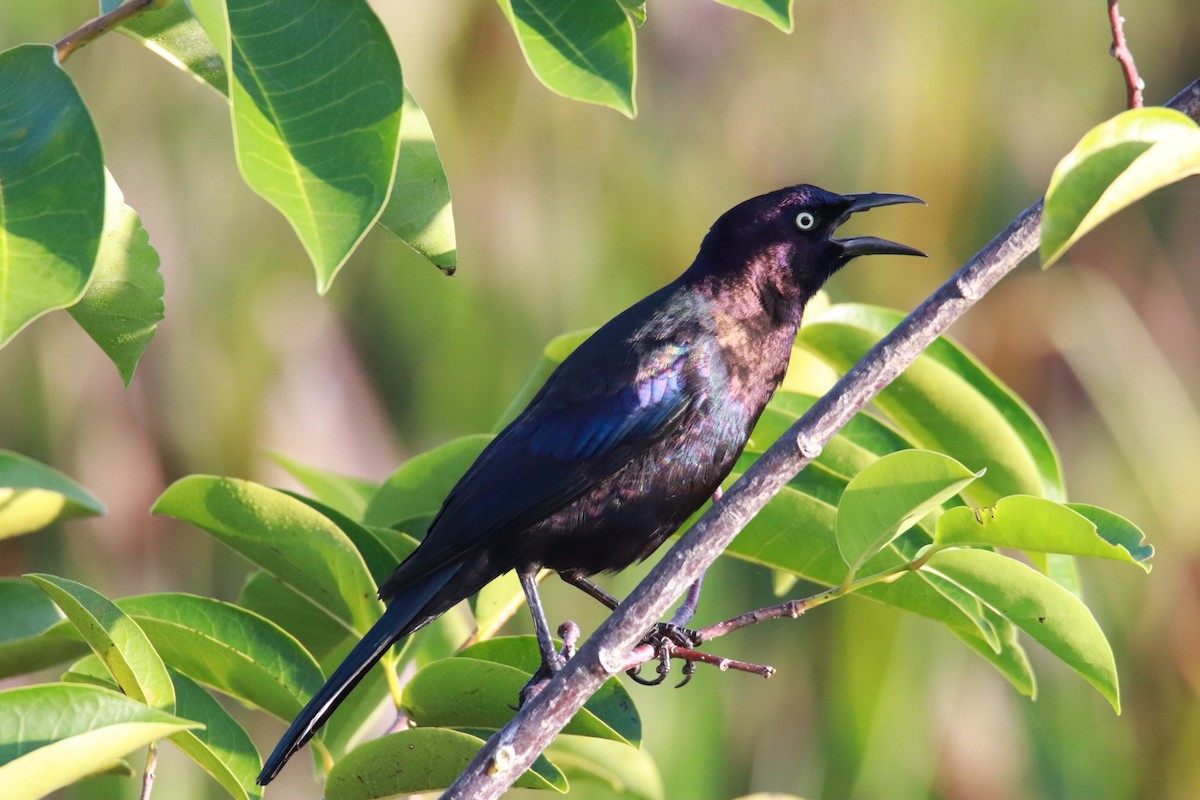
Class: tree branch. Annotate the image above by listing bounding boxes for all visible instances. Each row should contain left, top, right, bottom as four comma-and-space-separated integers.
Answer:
1107, 1, 1144, 109
55, 0, 158, 64
441, 76, 1200, 800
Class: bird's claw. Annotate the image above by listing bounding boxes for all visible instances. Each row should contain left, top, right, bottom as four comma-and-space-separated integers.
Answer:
625, 622, 700, 687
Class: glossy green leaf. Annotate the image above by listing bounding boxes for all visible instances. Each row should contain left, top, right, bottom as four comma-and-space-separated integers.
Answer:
168, 669, 263, 800
324, 727, 566, 798
471, 571, 531, 642
617, 0, 647, 26
0, 684, 197, 800
364, 435, 492, 527
267, 451, 378, 522
153, 476, 383, 633
953, 609, 1036, 699
545, 735, 663, 800
404, 655, 640, 746
1042, 108, 1200, 267
116, 593, 326, 724
68, 171, 164, 386
318, 637, 394, 763
836, 450, 979, 577
798, 304, 1064, 503
189, 0, 404, 292
377, 88, 457, 271
106, 2, 455, 273
497, 0, 636, 117
0, 578, 88, 677
1066, 503, 1154, 565
101, 0, 226, 91
0, 44, 105, 345
925, 548, 1120, 711
237, 570, 350, 663
26, 574, 174, 712
285, 492, 398, 589
714, 0, 794, 32
0, 450, 104, 539
934, 495, 1152, 571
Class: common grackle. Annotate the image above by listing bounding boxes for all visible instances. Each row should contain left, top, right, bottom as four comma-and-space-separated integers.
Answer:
258, 184, 924, 784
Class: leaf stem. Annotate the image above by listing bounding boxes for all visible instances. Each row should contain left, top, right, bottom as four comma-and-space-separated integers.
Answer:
55, 0, 160, 64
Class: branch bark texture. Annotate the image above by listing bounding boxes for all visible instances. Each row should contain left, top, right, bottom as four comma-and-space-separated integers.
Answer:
443, 76, 1200, 800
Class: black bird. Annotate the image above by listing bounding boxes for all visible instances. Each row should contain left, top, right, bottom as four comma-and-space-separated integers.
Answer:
258, 184, 923, 784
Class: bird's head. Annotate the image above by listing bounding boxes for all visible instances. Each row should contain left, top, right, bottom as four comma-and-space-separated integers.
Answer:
698, 184, 926, 301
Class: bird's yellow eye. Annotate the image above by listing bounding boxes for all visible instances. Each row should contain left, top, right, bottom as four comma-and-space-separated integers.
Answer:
795, 211, 817, 231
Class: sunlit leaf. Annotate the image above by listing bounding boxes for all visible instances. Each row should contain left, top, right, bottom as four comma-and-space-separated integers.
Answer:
836, 450, 979, 577
799, 304, 1064, 502
189, 0, 404, 291
925, 548, 1120, 711
168, 669, 263, 800
26, 574, 175, 712
154, 476, 383, 633
545, 735, 663, 800
1041, 108, 1200, 267
714, 0, 794, 32
934, 495, 1152, 571
325, 727, 567, 797
68, 171, 165, 386
0, 44, 105, 345
0, 684, 196, 800
496, 0, 636, 117
267, 452, 377, 522
0, 451, 104, 540
237, 570, 351, 663
101, 0, 226, 91
377, 88, 457, 271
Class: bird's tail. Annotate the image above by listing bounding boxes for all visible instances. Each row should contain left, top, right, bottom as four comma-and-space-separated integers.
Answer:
257, 562, 463, 785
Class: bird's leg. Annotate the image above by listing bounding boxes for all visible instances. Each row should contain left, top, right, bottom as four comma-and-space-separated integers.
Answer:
558, 570, 619, 610
518, 570, 568, 705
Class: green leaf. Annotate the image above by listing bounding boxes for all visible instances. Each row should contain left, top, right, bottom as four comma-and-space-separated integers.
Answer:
153, 476, 383, 633
0, 578, 89, 677
68, 171, 165, 386
317, 637, 394, 763
798, 304, 1064, 503
470, 572, 530, 642
237, 570, 351, 661
168, 669, 263, 800
364, 435, 492, 527
377, 87, 457, 271
189, 0, 404, 292
836, 450, 979, 577
544, 735, 663, 800
0, 44, 105, 346
267, 451, 378, 522
925, 548, 1120, 711
101, 0, 227, 91
617, 0, 647, 26
714, 0, 794, 32
285, 492, 399, 590
0, 684, 197, 800
1041, 108, 1200, 267
1066, 503, 1154, 565
25, 574, 175, 712
0, 450, 104, 539
496, 0, 637, 117
116, 593, 326, 725
934, 495, 1152, 571
324, 727, 566, 798
404, 655, 640, 746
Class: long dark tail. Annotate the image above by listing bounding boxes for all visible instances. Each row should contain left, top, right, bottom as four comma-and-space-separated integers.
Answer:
257, 563, 463, 785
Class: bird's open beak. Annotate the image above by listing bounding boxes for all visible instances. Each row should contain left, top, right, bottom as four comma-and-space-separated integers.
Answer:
834, 192, 926, 259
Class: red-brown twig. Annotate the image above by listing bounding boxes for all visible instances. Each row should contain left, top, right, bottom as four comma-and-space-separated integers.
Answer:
1107, 0, 1144, 109
695, 598, 807, 642
617, 642, 776, 679
55, 0, 158, 63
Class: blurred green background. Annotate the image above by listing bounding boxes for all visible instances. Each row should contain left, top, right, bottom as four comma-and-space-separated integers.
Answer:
2, 1, 1200, 798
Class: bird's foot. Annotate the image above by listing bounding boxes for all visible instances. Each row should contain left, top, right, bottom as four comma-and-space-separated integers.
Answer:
626, 622, 702, 688
518, 620, 580, 706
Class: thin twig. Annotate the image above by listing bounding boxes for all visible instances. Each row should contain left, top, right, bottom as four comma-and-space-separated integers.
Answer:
1107, 0, 1144, 109
442, 77, 1200, 800
140, 742, 157, 800
618, 642, 776, 679
695, 598, 807, 642
54, 0, 158, 63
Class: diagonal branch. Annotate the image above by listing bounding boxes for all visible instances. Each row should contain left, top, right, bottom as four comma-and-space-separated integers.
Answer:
442, 75, 1200, 800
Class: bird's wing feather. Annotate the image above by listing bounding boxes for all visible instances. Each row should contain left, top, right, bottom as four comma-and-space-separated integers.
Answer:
392, 339, 695, 578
